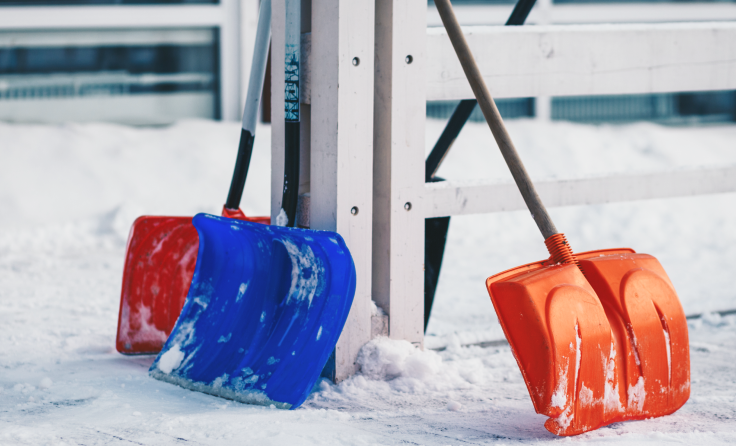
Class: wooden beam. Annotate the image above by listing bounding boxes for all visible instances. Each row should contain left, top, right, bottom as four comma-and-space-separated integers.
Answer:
372, 0, 426, 347
423, 166, 736, 218
426, 22, 736, 101
311, 0, 375, 382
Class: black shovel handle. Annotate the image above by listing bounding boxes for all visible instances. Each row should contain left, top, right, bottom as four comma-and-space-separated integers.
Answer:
225, 0, 272, 211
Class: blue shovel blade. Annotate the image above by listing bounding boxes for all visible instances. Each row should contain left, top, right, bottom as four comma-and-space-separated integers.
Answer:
149, 213, 356, 409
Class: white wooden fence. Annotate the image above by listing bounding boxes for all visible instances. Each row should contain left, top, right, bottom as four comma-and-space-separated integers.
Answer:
276, 0, 736, 382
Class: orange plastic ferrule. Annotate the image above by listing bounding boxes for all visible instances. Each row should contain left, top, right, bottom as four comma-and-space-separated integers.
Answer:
544, 233, 579, 267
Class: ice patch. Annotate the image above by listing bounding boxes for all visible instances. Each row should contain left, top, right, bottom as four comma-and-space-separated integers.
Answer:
236, 282, 248, 302
118, 302, 168, 346
574, 324, 581, 399
628, 376, 646, 412
604, 342, 623, 413
260, 311, 266, 323
267, 356, 280, 365
218, 333, 232, 343
664, 328, 671, 385
579, 383, 594, 407
316, 326, 322, 341
275, 208, 288, 226
281, 238, 324, 307
211, 373, 229, 389
551, 364, 568, 409
157, 344, 185, 374
629, 324, 642, 366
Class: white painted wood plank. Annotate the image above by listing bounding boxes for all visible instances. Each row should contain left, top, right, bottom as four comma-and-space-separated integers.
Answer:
426, 3, 736, 27
311, 0, 375, 382
426, 22, 736, 101
373, 0, 426, 347
423, 166, 736, 218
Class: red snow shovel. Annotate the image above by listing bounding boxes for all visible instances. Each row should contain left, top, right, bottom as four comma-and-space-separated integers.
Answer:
434, 0, 690, 436
115, 1, 272, 355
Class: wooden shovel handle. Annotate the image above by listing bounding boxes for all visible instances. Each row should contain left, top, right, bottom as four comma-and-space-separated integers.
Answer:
434, 0, 558, 240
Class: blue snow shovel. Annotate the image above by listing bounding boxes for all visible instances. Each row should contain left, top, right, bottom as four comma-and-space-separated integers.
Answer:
149, 215, 355, 408
150, 0, 356, 409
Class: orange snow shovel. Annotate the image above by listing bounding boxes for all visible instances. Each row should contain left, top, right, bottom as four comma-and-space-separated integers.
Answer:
434, 0, 690, 436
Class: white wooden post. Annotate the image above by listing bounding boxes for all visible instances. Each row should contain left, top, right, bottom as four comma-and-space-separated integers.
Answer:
372, 0, 426, 346
310, 0, 376, 381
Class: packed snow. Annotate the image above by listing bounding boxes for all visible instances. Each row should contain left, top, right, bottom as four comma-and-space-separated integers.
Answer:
2, 118, 736, 445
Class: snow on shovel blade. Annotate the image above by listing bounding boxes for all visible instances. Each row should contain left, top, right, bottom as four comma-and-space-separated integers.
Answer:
149, 213, 356, 409
486, 248, 690, 436
116, 212, 269, 355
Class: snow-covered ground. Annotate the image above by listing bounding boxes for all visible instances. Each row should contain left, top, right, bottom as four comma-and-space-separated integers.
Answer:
1, 119, 735, 445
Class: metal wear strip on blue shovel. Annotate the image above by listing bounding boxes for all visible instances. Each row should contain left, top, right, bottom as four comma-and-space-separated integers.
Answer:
149, 213, 356, 409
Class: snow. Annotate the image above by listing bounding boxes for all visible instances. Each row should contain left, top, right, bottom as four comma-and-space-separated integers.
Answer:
2, 118, 736, 444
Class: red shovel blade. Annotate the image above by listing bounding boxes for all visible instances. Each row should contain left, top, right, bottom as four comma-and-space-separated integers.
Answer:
486, 249, 690, 436
115, 208, 269, 355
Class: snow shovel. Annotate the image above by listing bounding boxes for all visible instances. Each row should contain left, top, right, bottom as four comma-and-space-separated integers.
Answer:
149, 0, 356, 408
434, 0, 690, 436
116, 0, 272, 355
149, 214, 356, 408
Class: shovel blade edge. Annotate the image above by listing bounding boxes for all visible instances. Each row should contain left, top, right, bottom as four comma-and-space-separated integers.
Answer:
486, 249, 690, 436
149, 214, 356, 409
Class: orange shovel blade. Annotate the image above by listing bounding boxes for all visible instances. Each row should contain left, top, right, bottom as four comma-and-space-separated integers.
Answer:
115, 209, 269, 355
486, 249, 690, 436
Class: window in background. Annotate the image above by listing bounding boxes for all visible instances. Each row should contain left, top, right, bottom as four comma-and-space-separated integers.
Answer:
0, 29, 219, 125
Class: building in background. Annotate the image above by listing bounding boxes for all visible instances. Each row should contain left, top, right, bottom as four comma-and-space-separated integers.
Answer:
0, 0, 734, 125
0, 0, 253, 124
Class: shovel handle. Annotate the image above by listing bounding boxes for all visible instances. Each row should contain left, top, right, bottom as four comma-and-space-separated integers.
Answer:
434, 0, 558, 240
225, 0, 272, 211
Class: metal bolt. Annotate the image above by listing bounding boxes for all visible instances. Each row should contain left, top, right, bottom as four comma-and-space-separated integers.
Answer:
404, 202, 412, 211
351, 206, 359, 215
352, 57, 360, 66
405, 55, 413, 64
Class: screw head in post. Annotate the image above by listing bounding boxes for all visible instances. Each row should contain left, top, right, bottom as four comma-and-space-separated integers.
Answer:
405, 55, 413, 64
352, 57, 360, 66
351, 206, 359, 215
404, 202, 412, 211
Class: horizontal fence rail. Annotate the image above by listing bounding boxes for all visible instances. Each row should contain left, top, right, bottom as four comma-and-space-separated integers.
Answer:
424, 165, 736, 218
426, 21, 736, 101
301, 22, 736, 104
